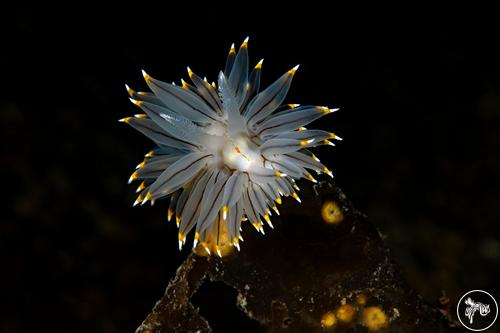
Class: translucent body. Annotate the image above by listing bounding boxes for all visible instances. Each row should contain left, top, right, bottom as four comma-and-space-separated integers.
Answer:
121, 37, 341, 255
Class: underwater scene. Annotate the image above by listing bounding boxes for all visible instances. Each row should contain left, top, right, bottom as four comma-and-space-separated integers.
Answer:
2, 7, 499, 333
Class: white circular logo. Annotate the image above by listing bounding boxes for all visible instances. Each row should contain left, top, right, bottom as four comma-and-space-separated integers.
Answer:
457, 290, 498, 331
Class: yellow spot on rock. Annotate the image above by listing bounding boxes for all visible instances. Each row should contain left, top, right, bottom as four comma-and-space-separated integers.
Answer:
321, 311, 337, 328
356, 293, 367, 306
336, 304, 356, 323
362, 306, 389, 331
321, 200, 344, 224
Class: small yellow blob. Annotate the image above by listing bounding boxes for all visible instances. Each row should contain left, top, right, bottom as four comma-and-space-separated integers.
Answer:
321, 200, 344, 224
336, 304, 356, 323
362, 306, 389, 331
321, 311, 337, 328
356, 293, 367, 306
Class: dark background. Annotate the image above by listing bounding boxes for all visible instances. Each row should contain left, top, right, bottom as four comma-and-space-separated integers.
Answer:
1, 7, 499, 333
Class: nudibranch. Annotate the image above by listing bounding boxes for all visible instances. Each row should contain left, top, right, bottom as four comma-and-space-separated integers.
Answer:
120, 37, 341, 256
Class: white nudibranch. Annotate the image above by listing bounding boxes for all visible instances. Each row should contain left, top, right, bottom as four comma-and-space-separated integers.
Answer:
121, 37, 340, 255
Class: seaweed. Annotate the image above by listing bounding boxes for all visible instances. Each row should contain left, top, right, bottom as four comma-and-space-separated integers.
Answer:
135, 179, 463, 332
